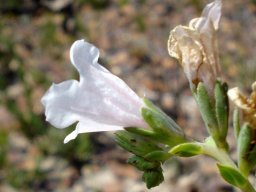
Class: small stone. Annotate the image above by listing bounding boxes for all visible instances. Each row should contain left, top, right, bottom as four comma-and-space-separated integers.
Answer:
161, 93, 175, 109
82, 167, 120, 191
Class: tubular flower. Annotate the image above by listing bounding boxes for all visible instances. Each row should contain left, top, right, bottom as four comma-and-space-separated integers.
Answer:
41, 40, 147, 143
168, 0, 222, 94
228, 82, 256, 128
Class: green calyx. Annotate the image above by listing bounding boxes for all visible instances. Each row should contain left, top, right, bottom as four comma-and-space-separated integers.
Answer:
140, 98, 187, 147
115, 99, 191, 189
115, 130, 169, 189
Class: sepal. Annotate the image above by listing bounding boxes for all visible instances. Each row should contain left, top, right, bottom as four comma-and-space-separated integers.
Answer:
127, 155, 159, 171
144, 150, 171, 162
143, 98, 183, 134
142, 167, 164, 189
115, 129, 169, 189
141, 99, 187, 147
169, 142, 203, 157
124, 127, 166, 145
115, 131, 161, 157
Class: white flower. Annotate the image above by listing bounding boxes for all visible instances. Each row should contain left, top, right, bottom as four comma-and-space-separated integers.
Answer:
41, 40, 147, 143
168, 0, 222, 94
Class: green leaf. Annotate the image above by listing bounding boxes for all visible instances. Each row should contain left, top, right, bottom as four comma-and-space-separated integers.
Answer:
248, 145, 256, 167
215, 81, 229, 139
237, 124, 253, 176
115, 131, 161, 157
125, 127, 155, 137
195, 83, 228, 149
144, 150, 171, 161
125, 127, 164, 144
169, 142, 203, 157
196, 83, 218, 136
238, 124, 252, 160
217, 164, 247, 188
142, 167, 164, 189
127, 155, 159, 171
233, 108, 241, 140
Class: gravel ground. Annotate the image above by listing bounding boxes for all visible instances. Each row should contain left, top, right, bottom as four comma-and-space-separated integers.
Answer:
0, 0, 256, 191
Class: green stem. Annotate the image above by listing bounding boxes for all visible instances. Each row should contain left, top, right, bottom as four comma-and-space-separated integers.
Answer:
202, 138, 256, 192
203, 141, 236, 169
239, 161, 251, 178
241, 182, 256, 192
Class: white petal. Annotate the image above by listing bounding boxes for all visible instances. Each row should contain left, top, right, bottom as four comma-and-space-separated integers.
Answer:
70, 39, 100, 75
70, 40, 142, 107
201, 0, 222, 30
41, 80, 79, 128
189, 0, 222, 32
64, 129, 78, 144
227, 87, 241, 102
64, 121, 123, 143
252, 82, 256, 91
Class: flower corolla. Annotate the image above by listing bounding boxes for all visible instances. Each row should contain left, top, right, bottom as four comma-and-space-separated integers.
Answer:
41, 40, 147, 143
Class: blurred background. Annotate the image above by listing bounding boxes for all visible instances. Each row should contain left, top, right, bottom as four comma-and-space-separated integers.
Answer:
0, 0, 256, 191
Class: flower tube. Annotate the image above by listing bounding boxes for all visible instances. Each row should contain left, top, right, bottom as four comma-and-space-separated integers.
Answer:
41, 40, 147, 143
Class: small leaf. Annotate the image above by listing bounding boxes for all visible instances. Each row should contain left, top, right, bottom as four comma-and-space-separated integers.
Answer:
215, 81, 229, 139
142, 167, 164, 189
169, 142, 203, 157
125, 127, 155, 137
125, 127, 167, 144
115, 131, 161, 157
233, 108, 241, 140
195, 83, 228, 148
217, 164, 247, 188
248, 144, 256, 166
237, 124, 253, 176
196, 83, 219, 135
127, 155, 159, 171
144, 150, 171, 161
238, 124, 252, 160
